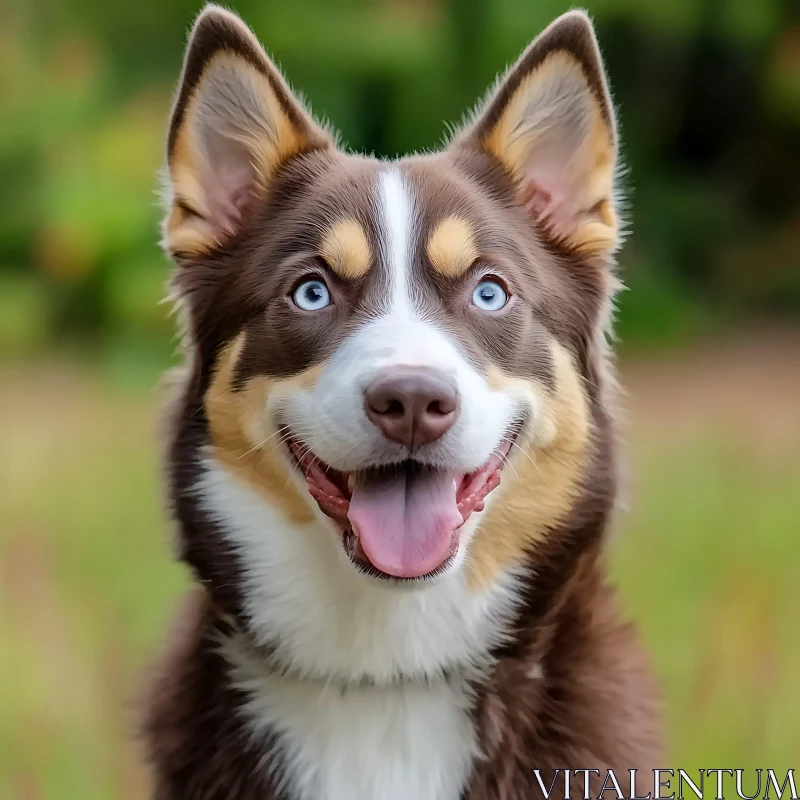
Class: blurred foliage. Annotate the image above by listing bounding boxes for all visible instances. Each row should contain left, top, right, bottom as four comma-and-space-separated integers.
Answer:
1, 0, 799, 361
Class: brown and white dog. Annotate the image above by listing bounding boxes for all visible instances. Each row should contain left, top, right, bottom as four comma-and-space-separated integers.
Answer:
144, 5, 661, 798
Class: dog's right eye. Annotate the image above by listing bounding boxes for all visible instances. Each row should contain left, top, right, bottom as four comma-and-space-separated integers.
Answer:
472, 279, 509, 312
292, 279, 332, 311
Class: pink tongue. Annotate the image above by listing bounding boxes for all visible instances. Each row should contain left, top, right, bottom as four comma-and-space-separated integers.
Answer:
347, 467, 463, 578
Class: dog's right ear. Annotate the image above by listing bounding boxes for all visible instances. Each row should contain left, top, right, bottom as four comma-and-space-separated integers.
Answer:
453, 11, 618, 256
163, 5, 332, 256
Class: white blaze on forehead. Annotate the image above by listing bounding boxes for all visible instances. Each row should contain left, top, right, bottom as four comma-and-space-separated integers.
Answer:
379, 168, 414, 315
279, 164, 520, 480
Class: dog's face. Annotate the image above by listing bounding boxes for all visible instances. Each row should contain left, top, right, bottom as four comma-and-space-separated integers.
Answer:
164, 6, 618, 593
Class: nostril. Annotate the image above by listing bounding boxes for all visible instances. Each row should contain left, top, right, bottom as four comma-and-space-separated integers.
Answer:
369, 396, 405, 417
426, 400, 451, 417
385, 399, 405, 417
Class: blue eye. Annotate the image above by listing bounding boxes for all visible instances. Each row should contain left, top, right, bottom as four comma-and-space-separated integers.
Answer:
293, 279, 331, 311
472, 279, 508, 311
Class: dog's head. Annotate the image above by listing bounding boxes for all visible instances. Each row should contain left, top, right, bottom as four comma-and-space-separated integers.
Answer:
164, 6, 619, 603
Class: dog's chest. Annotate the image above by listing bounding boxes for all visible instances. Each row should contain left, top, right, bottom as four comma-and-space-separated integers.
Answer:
233, 666, 479, 800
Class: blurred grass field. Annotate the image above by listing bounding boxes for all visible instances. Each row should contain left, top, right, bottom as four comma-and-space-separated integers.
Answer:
1, 333, 799, 798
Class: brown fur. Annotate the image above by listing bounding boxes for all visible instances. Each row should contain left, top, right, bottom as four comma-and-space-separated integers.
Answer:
144, 573, 660, 799
144, 5, 662, 798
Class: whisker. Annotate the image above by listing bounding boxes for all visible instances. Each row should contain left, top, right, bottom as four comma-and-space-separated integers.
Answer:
190, 386, 230, 418
262, 431, 297, 459
497, 434, 540, 474
237, 425, 290, 461
492, 447, 520, 481
512, 442, 542, 475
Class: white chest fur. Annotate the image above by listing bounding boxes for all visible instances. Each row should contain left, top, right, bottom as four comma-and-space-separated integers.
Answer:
224, 637, 479, 800
197, 459, 520, 798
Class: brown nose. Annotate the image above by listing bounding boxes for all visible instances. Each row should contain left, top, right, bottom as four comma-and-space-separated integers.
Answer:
364, 367, 459, 450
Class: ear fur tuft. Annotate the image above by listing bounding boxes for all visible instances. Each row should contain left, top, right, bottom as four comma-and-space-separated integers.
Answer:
455, 10, 619, 255
163, 5, 331, 256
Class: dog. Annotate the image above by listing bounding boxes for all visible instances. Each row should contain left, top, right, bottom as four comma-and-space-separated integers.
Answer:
143, 5, 662, 798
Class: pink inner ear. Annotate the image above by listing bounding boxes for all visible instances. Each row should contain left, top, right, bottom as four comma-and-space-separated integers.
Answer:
217, 181, 253, 237
197, 127, 259, 238
520, 174, 580, 242
521, 181, 557, 222
201, 158, 256, 238
503, 87, 605, 242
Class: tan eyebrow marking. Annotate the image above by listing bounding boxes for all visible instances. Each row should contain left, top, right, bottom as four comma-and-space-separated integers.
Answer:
319, 218, 372, 280
427, 216, 479, 278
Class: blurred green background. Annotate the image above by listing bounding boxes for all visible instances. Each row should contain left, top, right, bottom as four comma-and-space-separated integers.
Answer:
0, 0, 798, 796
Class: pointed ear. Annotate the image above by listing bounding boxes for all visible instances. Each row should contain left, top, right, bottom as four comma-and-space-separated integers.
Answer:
455, 10, 619, 255
163, 5, 332, 256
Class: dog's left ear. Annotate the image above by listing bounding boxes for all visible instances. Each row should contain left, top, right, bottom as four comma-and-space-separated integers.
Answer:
454, 10, 618, 255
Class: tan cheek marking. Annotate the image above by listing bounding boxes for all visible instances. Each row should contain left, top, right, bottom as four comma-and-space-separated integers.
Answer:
320, 219, 372, 280
205, 334, 319, 524
466, 342, 591, 591
426, 217, 478, 278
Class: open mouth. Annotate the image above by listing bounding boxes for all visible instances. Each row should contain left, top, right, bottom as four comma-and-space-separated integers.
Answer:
285, 427, 520, 581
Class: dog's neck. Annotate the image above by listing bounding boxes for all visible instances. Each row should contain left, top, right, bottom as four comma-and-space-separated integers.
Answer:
212, 606, 473, 691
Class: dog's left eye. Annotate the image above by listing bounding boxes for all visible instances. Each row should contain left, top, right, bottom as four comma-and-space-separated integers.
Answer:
472, 279, 508, 311
293, 279, 331, 311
